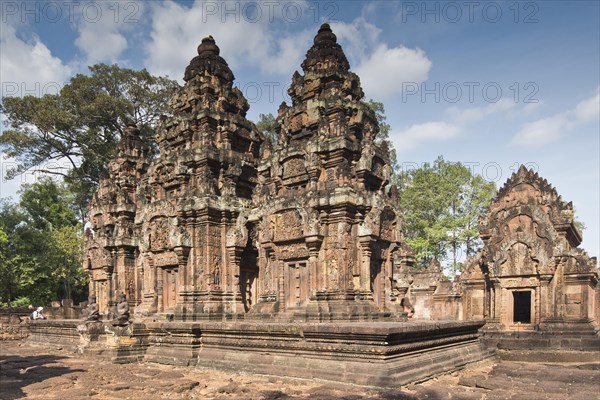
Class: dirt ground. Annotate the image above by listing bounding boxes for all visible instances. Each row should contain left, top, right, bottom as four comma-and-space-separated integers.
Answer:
1, 341, 598, 400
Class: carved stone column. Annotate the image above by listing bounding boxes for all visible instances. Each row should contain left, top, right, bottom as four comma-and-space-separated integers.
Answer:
538, 275, 552, 321
305, 234, 323, 296
358, 235, 376, 294
226, 245, 244, 313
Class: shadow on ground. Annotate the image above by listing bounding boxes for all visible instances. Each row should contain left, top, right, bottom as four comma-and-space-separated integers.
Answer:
0, 352, 84, 400
254, 387, 441, 400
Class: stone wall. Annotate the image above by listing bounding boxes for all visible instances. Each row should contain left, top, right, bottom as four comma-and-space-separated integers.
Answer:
0, 308, 30, 340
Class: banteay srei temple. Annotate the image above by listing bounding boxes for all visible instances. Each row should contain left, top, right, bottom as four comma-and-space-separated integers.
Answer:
26, 24, 599, 386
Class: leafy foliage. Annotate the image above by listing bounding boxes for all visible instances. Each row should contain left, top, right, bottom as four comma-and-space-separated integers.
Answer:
364, 99, 397, 172
0, 180, 87, 306
0, 296, 32, 308
256, 113, 277, 145
398, 156, 497, 274
0, 64, 179, 214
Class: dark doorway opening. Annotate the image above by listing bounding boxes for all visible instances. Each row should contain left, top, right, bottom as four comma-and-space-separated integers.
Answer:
513, 291, 531, 324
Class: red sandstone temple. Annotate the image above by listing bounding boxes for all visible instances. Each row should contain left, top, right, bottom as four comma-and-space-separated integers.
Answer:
462, 166, 599, 351
84, 24, 414, 322
27, 24, 594, 385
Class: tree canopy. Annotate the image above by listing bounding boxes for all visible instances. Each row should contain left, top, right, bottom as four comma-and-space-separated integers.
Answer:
398, 156, 497, 274
256, 113, 277, 145
0, 179, 87, 307
365, 99, 398, 172
0, 64, 179, 214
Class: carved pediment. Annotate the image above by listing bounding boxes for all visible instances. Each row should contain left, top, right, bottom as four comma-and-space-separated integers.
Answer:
270, 209, 303, 242
492, 238, 551, 277
148, 217, 170, 250
282, 156, 307, 180
85, 245, 112, 270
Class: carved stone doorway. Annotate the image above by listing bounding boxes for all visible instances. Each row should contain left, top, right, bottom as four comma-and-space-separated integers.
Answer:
513, 291, 531, 324
240, 268, 258, 312
285, 261, 308, 310
96, 280, 108, 314
370, 260, 383, 308
162, 267, 179, 312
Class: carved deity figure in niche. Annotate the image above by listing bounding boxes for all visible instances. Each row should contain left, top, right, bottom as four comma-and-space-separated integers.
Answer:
325, 247, 340, 290
380, 164, 392, 193
212, 255, 221, 287
264, 257, 272, 292
127, 279, 135, 299
268, 219, 275, 241
83, 295, 100, 322
400, 297, 415, 318
357, 142, 374, 171
347, 258, 355, 290
307, 209, 320, 236
112, 292, 130, 326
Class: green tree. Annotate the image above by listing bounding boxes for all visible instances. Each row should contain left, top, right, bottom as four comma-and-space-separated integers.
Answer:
47, 225, 87, 302
256, 113, 277, 145
399, 156, 496, 274
0, 64, 179, 214
0, 227, 14, 304
0, 180, 88, 306
365, 99, 398, 172
19, 178, 79, 229
0, 200, 49, 305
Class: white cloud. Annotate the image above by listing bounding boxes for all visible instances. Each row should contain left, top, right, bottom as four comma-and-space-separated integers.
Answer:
573, 89, 600, 123
73, 1, 145, 65
75, 26, 128, 64
392, 121, 460, 152
144, 1, 313, 81
393, 99, 517, 152
332, 18, 432, 101
0, 23, 71, 97
355, 44, 431, 101
511, 89, 600, 146
446, 99, 515, 125
511, 114, 570, 146
395, 89, 598, 152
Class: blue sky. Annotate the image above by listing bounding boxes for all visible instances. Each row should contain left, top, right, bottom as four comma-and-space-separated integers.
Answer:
1, 1, 599, 256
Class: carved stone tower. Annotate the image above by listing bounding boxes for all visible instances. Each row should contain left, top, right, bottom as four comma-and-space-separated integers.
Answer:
86, 123, 149, 313
85, 25, 415, 322
226, 24, 414, 321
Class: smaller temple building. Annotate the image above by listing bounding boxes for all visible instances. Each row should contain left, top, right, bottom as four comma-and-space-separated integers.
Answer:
461, 166, 599, 350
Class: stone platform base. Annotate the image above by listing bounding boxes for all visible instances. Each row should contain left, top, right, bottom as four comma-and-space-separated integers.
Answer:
480, 320, 600, 361
481, 320, 600, 350
497, 349, 600, 362
28, 319, 494, 388
191, 320, 494, 387
133, 319, 495, 387
27, 319, 80, 351
27, 320, 148, 363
